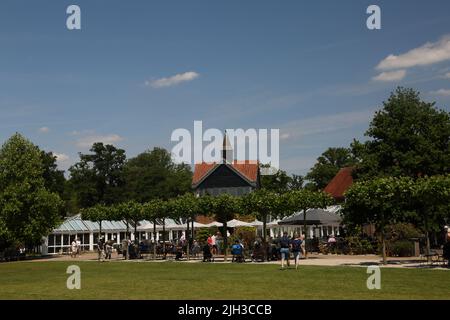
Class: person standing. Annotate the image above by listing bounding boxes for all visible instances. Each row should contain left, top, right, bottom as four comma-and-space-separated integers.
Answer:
121, 238, 128, 260
211, 233, 217, 256
76, 237, 81, 256
279, 232, 291, 269
291, 234, 303, 270
71, 240, 77, 258
97, 237, 105, 262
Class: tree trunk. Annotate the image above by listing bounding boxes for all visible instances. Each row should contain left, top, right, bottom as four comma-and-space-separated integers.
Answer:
153, 219, 157, 260
125, 220, 130, 260
162, 218, 166, 259
191, 219, 194, 245
134, 220, 138, 242
381, 230, 387, 265
223, 222, 228, 262
303, 208, 308, 259
186, 218, 190, 261
426, 231, 431, 263
263, 215, 267, 261
99, 221, 102, 239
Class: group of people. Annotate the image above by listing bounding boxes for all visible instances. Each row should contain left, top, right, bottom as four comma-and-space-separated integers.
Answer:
278, 232, 305, 270
96, 237, 114, 261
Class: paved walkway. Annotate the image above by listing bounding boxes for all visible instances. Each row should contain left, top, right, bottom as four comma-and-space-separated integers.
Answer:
33, 252, 449, 269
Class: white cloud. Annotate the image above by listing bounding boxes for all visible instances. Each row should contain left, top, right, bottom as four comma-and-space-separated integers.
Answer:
445, 72, 450, 79
430, 89, 450, 96
54, 153, 69, 163
38, 126, 50, 133
146, 71, 199, 88
372, 70, 406, 82
376, 35, 450, 71
76, 133, 124, 148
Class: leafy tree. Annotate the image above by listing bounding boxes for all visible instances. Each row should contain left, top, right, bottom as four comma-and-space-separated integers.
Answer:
242, 190, 289, 260
353, 87, 450, 179
286, 189, 332, 256
123, 148, 192, 202
206, 193, 242, 261
260, 165, 292, 193
143, 199, 169, 259
69, 143, 126, 208
306, 147, 356, 189
342, 176, 415, 264
412, 175, 450, 257
168, 193, 203, 259
116, 201, 144, 239
80, 204, 112, 238
40, 151, 65, 197
288, 174, 304, 190
0, 134, 63, 249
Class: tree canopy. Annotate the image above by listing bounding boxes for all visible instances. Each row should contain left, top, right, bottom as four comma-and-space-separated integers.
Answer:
306, 147, 357, 190
353, 87, 450, 180
0, 134, 63, 248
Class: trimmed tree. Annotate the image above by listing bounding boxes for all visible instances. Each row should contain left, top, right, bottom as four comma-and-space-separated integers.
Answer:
412, 175, 450, 259
286, 189, 333, 257
342, 176, 415, 264
142, 199, 169, 259
206, 193, 242, 261
242, 189, 288, 260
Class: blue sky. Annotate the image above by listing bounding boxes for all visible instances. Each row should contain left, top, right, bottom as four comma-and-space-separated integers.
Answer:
1, 0, 450, 175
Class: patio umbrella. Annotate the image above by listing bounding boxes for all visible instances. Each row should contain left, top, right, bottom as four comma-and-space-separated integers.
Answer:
204, 221, 223, 227
278, 207, 341, 226
227, 219, 254, 228
250, 219, 264, 227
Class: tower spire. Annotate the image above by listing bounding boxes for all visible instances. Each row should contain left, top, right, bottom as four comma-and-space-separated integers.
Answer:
222, 130, 233, 163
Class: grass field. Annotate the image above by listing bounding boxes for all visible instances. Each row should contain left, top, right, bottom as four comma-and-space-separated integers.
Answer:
0, 261, 449, 299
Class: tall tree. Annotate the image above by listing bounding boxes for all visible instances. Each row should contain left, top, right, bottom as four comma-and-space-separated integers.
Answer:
69, 142, 126, 208
40, 151, 66, 197
0, 134, 63, 249
306, 147, 356, 189
123, 147, 192, 202
353, 87, 450, 179
260, 164, 292, 193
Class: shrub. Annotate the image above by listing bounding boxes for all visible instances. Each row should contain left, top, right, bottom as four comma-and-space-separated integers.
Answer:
389, 240, 414, 257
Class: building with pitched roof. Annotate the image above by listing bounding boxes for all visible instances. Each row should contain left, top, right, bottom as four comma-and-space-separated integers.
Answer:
323, 167, 354, 202
192, 133, 261, 197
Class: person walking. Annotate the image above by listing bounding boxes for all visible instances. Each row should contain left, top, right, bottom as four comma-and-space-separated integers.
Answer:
97, 237, 105, 262
291, 234, 303, 270
279, 232, 291, 269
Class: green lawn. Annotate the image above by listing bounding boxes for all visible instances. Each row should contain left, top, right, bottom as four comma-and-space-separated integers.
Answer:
0, 261, 448, 299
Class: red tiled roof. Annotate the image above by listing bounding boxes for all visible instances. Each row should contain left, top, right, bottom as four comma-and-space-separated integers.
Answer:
192, 162, 217, 185
192, 160, 259, 186
323, 167, 354, 200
